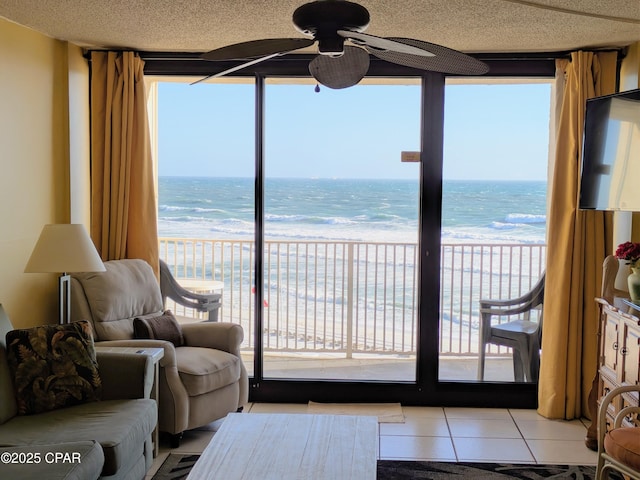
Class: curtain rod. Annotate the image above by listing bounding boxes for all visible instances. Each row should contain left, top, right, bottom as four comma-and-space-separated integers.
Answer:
84, 48, 626, 63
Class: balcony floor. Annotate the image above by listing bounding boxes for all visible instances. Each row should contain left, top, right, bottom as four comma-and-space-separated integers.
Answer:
242, 353, 518, 382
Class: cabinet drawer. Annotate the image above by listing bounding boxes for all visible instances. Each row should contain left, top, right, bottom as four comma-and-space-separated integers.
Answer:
599, 375, 621, 419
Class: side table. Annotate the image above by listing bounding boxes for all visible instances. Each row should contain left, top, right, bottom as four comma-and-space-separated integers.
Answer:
95, 346, 164, 457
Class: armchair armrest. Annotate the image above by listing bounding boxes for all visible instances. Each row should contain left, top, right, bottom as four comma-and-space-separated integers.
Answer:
479, 303, 542, 317
181, 322, 244, 357
160, 260, 222, 321
97, 352, 154, 400
479, 274, 545, 311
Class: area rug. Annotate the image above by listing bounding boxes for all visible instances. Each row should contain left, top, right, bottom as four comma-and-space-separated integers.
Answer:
307, 401, 405, 423
151, 455, 600, 480
152, 453, 199, 480
376, 460, 598, 479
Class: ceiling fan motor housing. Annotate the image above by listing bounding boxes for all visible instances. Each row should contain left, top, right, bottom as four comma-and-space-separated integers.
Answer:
293, 0, 370, 55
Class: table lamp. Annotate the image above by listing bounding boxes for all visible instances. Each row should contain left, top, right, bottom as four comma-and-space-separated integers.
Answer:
25, 224, 106, 324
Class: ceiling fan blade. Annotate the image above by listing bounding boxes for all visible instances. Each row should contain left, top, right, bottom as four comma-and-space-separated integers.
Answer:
366, 37, 489, 75
202, 38, 314, 61
191, 52, 283, 85
338, 30, 434, 57
309, 46, 370, 89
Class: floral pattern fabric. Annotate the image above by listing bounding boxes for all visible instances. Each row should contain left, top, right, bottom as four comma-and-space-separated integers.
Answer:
5, 320, 102, 415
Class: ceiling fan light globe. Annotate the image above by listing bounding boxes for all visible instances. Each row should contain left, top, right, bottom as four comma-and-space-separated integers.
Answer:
309, 45, 369, 89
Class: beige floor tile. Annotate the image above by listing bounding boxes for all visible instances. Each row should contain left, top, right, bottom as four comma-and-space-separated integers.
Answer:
526, 439, 598, 465
380, 435, 457, 461
171, 430, 215, 454
445, 407, 511, 420
248, 402, 309, 414
448, 418, 521, 438
402, 406, 446, 419
380, 417, 450, 437
192, 417, 226, 432
509, 408, 546, 421
143, 403, 602, 475
453, 437, 535, 463
515, 419, 587, 441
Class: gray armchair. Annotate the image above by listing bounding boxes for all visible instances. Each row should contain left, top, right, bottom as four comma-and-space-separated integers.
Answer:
70, 259, 248, 447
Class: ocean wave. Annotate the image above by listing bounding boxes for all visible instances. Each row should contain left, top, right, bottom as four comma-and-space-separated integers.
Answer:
265, 213, 358, 226
160, 205, 226, 214
194, 207, 226, 213
441, 228, 545, 245
504, 213, 546, 224
491, 222, 519, 230
159, 205, 190, 212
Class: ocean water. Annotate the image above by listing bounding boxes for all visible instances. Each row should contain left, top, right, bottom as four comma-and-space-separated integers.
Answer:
158, 177, 546, 354
158, 177, 547, 244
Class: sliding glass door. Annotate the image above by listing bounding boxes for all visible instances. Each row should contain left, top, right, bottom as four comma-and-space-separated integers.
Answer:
438, 80, 551, 384
147, 56, 555, 406
261, 79, 422, 383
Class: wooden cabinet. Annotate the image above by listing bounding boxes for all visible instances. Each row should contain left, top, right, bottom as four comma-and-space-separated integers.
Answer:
586, 298, 640, 450
596, 298, 640, 427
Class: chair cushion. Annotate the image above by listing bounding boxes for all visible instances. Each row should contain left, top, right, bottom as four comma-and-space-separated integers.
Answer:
604, 427, 640, 471
5, 321, 102, 415
133, 310, 184, 347
0, 441, 104, 480
176, 347, 241, 396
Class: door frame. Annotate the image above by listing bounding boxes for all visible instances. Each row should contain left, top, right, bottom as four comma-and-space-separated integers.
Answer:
143, 54, 556, 407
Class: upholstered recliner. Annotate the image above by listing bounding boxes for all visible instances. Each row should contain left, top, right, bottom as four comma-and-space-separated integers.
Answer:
70, 259, 248, 446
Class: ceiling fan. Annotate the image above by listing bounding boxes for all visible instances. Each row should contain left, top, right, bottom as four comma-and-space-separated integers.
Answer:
199, 0, 490, 89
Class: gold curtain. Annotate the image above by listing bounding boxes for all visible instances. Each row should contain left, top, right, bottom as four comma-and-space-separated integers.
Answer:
537, 51, 617, 419
90, 51, 159, 276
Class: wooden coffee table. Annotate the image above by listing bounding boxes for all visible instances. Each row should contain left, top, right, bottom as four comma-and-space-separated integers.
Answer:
187, 413, 378, 479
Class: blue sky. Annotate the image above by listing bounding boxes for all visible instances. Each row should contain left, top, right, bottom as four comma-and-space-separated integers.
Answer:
157, 80, 551, 181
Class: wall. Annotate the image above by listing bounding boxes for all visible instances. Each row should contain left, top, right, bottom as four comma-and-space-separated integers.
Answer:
619, 42, 640, 242
0, 18, 89, 327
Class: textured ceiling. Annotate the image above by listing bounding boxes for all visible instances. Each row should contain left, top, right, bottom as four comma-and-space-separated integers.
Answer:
0, 0, 639, 54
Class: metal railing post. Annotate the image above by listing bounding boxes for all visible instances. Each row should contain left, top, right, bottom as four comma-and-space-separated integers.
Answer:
346, 243, 354, 359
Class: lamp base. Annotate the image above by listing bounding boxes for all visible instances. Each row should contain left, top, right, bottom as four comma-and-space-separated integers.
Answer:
59, 273, 70, 324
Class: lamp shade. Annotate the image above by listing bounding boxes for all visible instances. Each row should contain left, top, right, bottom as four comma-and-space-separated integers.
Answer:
25, 224, 106, 273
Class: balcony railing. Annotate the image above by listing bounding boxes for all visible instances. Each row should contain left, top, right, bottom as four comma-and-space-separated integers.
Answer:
160, 237, 545, 357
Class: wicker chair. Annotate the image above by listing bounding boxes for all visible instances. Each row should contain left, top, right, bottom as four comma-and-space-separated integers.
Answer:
596, 384, 640, 480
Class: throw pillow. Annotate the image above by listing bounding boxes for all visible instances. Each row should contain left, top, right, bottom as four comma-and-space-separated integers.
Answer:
133, 310, 184, 347
5, 320, 102, 415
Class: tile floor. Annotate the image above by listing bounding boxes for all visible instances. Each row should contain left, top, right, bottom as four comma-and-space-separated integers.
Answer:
145, 403, 598, 479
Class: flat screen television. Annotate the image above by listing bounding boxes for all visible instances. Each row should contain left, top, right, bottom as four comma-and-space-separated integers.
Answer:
579, 88, 640, 211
